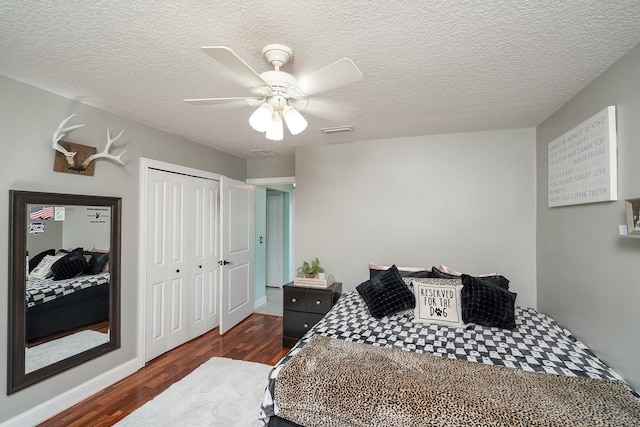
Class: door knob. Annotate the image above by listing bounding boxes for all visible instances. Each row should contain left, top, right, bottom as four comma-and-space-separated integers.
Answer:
218, 260, 232, 266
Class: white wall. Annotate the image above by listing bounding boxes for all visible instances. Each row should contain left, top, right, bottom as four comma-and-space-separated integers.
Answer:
536, 43, 640, 391
0, 75, 246, 424
295, 128, 537, 308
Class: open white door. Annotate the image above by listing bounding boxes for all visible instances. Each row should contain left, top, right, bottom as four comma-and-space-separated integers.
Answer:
219, 177, 255, 334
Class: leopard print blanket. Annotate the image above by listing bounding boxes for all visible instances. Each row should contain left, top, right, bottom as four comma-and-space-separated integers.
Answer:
274, 335, 640, 427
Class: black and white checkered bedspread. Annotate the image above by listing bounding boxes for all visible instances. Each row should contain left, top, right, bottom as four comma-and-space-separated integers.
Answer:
26, 272, 110, 308
261, 290, 628, 422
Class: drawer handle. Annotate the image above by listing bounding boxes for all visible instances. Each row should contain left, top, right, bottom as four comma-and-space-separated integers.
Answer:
303, 323, 309, 329
291, 298, 297, 303
315, 300, 321, 305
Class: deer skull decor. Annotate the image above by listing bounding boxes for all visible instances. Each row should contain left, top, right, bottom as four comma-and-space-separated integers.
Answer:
52, 114, 128, 175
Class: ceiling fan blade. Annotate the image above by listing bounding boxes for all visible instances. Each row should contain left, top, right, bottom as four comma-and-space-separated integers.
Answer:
296, 58, 363, 96
201, 46, 271, 96
292, 97, 356, 123
184, 97, 263, 107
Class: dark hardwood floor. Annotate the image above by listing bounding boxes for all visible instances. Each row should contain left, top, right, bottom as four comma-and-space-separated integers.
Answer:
38, 313, 289, 427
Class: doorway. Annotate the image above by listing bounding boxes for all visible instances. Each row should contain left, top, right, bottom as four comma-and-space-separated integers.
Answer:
249, 178, 294, 313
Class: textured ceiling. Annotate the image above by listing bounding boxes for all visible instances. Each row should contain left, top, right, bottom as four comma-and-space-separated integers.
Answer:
1, 1, 640, 159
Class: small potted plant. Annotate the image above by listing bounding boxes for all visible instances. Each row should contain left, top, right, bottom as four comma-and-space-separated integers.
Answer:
297, 257, 325, 279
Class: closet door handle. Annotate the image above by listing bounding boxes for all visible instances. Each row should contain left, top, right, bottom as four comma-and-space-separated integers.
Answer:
218, 260, 232, 266
176, 269, 180, 273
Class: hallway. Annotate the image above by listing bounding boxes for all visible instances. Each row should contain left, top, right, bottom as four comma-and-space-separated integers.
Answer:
254, 286, 283, 316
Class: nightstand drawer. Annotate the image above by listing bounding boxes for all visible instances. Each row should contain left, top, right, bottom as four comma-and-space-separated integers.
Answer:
283, 310, 324, 338
283, 287, 308, 311
305, 288, 333, 314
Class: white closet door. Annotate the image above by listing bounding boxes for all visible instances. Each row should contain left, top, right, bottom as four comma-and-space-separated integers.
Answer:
145, 170, 222, 362
189, 177, 221, 337
145, 169, 190, 361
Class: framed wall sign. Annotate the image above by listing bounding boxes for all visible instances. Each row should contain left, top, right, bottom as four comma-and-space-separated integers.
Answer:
548, 106, 617, 207
625, 198, 640, 235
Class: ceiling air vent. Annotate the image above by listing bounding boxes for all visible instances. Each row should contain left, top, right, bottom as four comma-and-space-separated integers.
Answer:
320, 125, 353, 134
251, 149, 278, 156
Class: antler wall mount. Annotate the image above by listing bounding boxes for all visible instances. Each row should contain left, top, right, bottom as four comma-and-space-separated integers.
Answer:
52, 114, 128, 176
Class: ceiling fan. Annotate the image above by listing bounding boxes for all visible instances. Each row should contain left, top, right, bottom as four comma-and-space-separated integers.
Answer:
184, 44, 363, 141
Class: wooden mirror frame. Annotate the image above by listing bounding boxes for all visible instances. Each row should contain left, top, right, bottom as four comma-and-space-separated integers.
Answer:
7, 190, 121, 394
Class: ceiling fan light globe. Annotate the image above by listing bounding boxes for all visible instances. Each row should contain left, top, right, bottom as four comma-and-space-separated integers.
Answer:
283, 106, 308, 135
249, 103, 274, 132
265, 117, 284, 141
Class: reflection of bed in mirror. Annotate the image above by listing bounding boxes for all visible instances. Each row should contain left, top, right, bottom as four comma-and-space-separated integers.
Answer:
26, 271, 110, 342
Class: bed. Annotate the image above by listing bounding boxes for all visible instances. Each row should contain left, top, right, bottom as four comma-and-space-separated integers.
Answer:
261, 265, 640, 427
26, 273, 110, 342
26, 248, 110, 342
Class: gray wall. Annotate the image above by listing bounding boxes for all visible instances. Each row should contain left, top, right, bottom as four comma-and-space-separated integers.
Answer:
26, 217, 63, 258
247, 156, 295, 179
536, 44, 640, 391
295, 128, 538, 309
0, 75, 246, 423
62, 205, 111, 250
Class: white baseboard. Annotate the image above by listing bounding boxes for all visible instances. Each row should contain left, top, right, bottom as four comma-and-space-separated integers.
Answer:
1, 358, 138, 427
254, 295, 267, 309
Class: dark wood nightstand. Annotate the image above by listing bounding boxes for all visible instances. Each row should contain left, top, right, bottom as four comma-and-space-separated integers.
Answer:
282, 281, 342, 347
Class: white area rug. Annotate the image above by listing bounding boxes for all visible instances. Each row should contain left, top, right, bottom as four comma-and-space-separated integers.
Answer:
26, 330, 109, 373
115, 357, 272, 427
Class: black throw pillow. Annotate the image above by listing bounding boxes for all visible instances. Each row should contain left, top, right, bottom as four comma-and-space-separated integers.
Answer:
370, 265, 434, 279
29, 249, 55, 273
84, 251, 109, 274
470, 274, 510, 290
51, 248, 88, 280
432, 267, 510, 290
431, 266, 459, 279
460, 274, 517, 330
357, 265, 416, 318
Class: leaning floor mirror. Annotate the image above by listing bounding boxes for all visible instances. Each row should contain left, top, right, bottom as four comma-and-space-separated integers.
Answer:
8, 190, 121, 393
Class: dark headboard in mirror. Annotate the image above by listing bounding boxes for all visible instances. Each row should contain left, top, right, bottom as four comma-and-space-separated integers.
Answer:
8, 190, 121, 394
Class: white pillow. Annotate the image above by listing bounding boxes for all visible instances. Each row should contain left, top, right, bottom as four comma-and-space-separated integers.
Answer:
29, 254, 65, 279
412, 278, 464, 328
